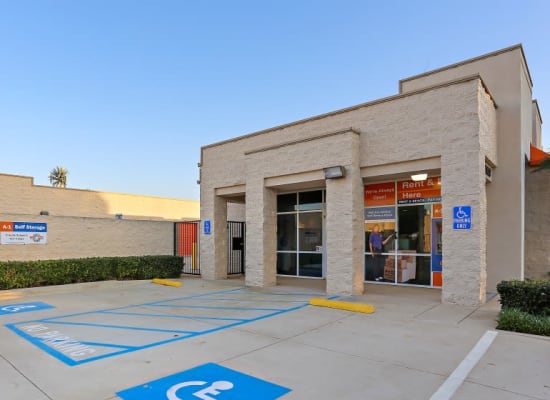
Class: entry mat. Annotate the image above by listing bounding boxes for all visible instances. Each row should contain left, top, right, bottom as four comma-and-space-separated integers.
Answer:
6, 287, 330, 366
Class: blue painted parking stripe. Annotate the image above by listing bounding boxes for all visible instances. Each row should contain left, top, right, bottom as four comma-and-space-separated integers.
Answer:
149, 304, 286, 311
42, 320, 197, 335
99, 310, 246, 322
6, 288, 327, 366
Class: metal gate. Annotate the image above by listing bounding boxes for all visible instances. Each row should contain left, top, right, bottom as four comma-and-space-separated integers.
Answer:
227, 221, 245, 275
175, 221, 200, 275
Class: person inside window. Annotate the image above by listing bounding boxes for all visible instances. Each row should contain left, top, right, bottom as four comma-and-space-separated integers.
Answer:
369, 224, 394, 281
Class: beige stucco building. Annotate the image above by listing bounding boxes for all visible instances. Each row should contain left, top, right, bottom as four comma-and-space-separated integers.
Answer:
199, 45, 547, 306
0, 173, 200, 261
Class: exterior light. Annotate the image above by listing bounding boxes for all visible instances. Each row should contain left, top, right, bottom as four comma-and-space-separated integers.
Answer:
324, 166, 346, 179
411, 173, 428, 181
39, 210, 49, 216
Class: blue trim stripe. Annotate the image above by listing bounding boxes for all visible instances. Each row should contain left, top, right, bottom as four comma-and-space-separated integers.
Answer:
6, 287, 327, 366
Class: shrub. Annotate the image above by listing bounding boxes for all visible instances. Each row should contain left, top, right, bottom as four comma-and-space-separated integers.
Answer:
0, 256, 183, 290
496, 308, 550, 336
496, 280, 550, 316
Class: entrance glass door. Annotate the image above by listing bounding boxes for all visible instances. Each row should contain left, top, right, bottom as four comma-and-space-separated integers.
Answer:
277, 190, 325, 278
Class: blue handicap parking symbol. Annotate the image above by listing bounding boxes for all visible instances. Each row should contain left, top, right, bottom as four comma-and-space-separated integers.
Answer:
0, 301, 54, 316
453, 205, 472, 230
117, 362, 291, 400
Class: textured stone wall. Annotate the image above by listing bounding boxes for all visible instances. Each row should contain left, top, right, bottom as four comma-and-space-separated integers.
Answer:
200, 78, 493, 303
0, 173, 200, 261
0, 173, 199, 221
525, 168, 550, 280
0, 214, 174, 261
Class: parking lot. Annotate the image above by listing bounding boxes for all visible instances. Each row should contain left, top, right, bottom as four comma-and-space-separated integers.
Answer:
0, 278, 548, 399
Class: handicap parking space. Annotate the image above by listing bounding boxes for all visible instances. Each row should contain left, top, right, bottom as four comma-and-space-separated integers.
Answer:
4, 285, 325, 367
0, 279, 548, 400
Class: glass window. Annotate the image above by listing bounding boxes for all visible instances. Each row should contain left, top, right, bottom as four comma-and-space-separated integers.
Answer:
396, 254, 430, 285
277, 193, 296, 212
298, 213, 322, 251
299, 253, 322, 277
397, 205, 431, 254
277, 214, 296, 251
277, 253, 297, 275
297, 190, 323, 210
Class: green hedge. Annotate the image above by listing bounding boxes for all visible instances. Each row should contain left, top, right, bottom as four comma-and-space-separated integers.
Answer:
496, 280, 550, 316
496, 308, 550, 336
0, 256, 184, 290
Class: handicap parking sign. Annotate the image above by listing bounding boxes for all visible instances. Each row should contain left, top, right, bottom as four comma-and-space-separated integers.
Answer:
453, 205, 472, 230
0, 302, 54, 316
117, 362, 291, 400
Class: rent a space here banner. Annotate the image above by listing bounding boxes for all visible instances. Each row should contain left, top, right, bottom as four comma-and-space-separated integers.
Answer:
0, 221, 48, 245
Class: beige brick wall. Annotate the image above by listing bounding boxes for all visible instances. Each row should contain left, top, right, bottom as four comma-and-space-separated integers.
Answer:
0, 173, 199, 221
525, 168, 550, 280
201, 77, 495, 303
0, 213, 174, 261
0, 173, 200, 261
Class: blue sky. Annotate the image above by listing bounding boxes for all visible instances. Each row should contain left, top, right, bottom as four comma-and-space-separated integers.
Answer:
1, 0, 548, 200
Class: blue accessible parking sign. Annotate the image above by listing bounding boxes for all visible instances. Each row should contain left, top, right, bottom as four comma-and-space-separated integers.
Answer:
453, 206, 472, 230
0, 302, 54, 316
117, 363, 291, 400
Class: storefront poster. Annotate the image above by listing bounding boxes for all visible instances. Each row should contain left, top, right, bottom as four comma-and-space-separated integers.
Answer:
397, 177, 441, 204
364, 182, 395, 207
365, 206, 396, 221
0, 222, 48, 245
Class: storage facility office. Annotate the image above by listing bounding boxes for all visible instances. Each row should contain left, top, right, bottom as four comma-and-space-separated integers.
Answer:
199, 45, 544, 306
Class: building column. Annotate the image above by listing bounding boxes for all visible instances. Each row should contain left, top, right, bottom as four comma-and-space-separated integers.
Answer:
441, 151, 487, 305
245, 180, 277, 288
200, 191, 227, 280
325, 134, 364, 296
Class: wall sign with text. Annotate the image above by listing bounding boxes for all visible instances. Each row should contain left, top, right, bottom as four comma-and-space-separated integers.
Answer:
0, 221, 48, 245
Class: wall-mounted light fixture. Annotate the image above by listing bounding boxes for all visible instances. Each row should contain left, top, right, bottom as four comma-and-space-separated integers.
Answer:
411, 173, 428, 181
323, 166, 346, 179
39, 210, 49, 216
115, 214, 123, 220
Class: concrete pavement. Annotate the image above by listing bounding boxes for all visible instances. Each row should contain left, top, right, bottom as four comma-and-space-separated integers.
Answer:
0, 278, 548, 400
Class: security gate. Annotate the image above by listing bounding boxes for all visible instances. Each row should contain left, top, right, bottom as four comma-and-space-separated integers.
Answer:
227, 221, 245, 275
175, 221, 200, 275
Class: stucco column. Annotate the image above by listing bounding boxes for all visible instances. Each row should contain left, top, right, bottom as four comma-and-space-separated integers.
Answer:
325, 134, 364, 296
245, 180, 277, 288
441, 151, 487, 305
200, 191, 228, 280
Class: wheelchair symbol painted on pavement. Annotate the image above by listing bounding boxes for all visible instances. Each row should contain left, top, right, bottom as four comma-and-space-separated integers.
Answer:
116, 362, 291, 400
167, 380, 234, 400
0, 302, 54, 316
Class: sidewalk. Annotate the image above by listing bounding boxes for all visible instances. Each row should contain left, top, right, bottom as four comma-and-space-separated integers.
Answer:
0, 279, 547, 400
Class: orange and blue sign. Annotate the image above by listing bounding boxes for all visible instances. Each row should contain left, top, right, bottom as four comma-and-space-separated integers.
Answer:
117, 363, 291, 399
0, 221, 48, 244
397, 177, 441, 204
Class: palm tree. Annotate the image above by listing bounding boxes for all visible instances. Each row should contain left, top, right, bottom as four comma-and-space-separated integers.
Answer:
48, 166, 69, 188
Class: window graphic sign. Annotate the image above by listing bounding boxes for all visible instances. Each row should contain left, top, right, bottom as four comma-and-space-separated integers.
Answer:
0, 221, 48, 245
116, 363, 291, 400
365, 206, 396, 221
453, 206, 472, 230
0, 302, 54, 316
364, 182, 396, 207
397, 177, 441, 204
